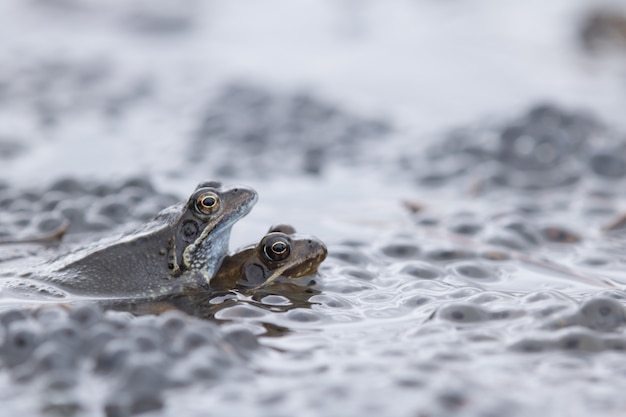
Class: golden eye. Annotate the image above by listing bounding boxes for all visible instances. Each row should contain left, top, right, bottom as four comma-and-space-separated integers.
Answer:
263, 236, 291, 262
195, 191, 220, 215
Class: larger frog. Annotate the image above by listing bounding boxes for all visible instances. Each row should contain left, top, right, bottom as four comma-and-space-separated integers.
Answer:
1, 180, 258, 300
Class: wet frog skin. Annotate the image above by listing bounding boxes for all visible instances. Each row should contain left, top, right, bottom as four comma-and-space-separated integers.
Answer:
2, 180, 258, 299
210, 224, 328, 290
116, 225, 327, 316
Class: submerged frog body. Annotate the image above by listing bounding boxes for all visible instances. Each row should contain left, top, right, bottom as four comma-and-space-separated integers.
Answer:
3, 180, 258, 300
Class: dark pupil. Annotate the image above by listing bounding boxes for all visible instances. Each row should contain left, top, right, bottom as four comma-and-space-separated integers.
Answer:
202, 196, 216, 207
272, 241, 287, 254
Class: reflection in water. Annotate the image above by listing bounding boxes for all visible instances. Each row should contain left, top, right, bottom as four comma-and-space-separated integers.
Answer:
105, 280, 321, 337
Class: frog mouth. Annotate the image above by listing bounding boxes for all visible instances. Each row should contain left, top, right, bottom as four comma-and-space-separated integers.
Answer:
262, 250, 327, 287
244, 239, 328, 289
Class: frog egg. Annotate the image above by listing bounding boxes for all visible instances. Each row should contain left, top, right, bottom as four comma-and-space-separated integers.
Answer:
343, 267, 376, 281
425, 248, 476, 262
35, 213, 66, 233
327, 246, 371, 266
0, 308, 29, 328
484, 231, 530, 251
179, 328, 213, 351
449, 262, 498, 281
83, 323, 117, 356
102, 310, 134, 331
157, 310, 189, 339
130, 328, 163, 353
522, 290, 575, 304
45, 369, 79, 392
579, 296, 626, 331
95, 340, 133, 375
69, 303, 103, 329
117, 360, 169, 399
590, 152, 626, 178
103, 397, 131, 417
0, 320, 42, 367
34, 305, 69, 325
49, 177, 87, 195
379, 241, 420, 259
170, 346, 227, 384
105, 383, 164, 417
166, 327, 212, 358
13, 340, 77, 383
118, 176, 155, 194
286, 309, 321, 323
540, 226, 581, 243
399, 262, 442, 280
223, 328, 259, 357
448, 221, 482, 235
401, 294, 436, 308
509, 337, 555, 353
46, 321, 83, 353
603, 336, 626, 352
437, 303, 490, 323
96, 196, 131, 224
129, 393, 165, 416
554, 328, 604, 352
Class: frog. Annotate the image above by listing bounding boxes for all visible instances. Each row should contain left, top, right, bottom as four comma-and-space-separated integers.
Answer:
1, 180, 258, 300
109, 224, 328, 316
210, 224, 327, 290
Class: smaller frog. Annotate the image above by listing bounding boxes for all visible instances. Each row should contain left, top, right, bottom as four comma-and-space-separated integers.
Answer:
210, 224, 328, 290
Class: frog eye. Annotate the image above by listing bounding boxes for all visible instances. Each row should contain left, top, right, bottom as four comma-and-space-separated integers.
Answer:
262, 235, 291, 262
195, 191, 220, 215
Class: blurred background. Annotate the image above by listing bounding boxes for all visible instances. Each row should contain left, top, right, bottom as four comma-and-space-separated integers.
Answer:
1, 0, 626, 244
4, 3, 626, 415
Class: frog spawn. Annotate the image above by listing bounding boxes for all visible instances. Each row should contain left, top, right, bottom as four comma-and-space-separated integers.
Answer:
0, 305, 257, 415
0, 177, 179, 240
3, 87, 626, 417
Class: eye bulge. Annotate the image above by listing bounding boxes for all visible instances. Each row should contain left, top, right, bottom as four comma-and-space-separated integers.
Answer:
194, 191, 220, 215
262, 235, 292, 262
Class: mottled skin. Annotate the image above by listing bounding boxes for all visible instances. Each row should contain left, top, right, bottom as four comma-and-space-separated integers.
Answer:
5, 180, 257, 299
